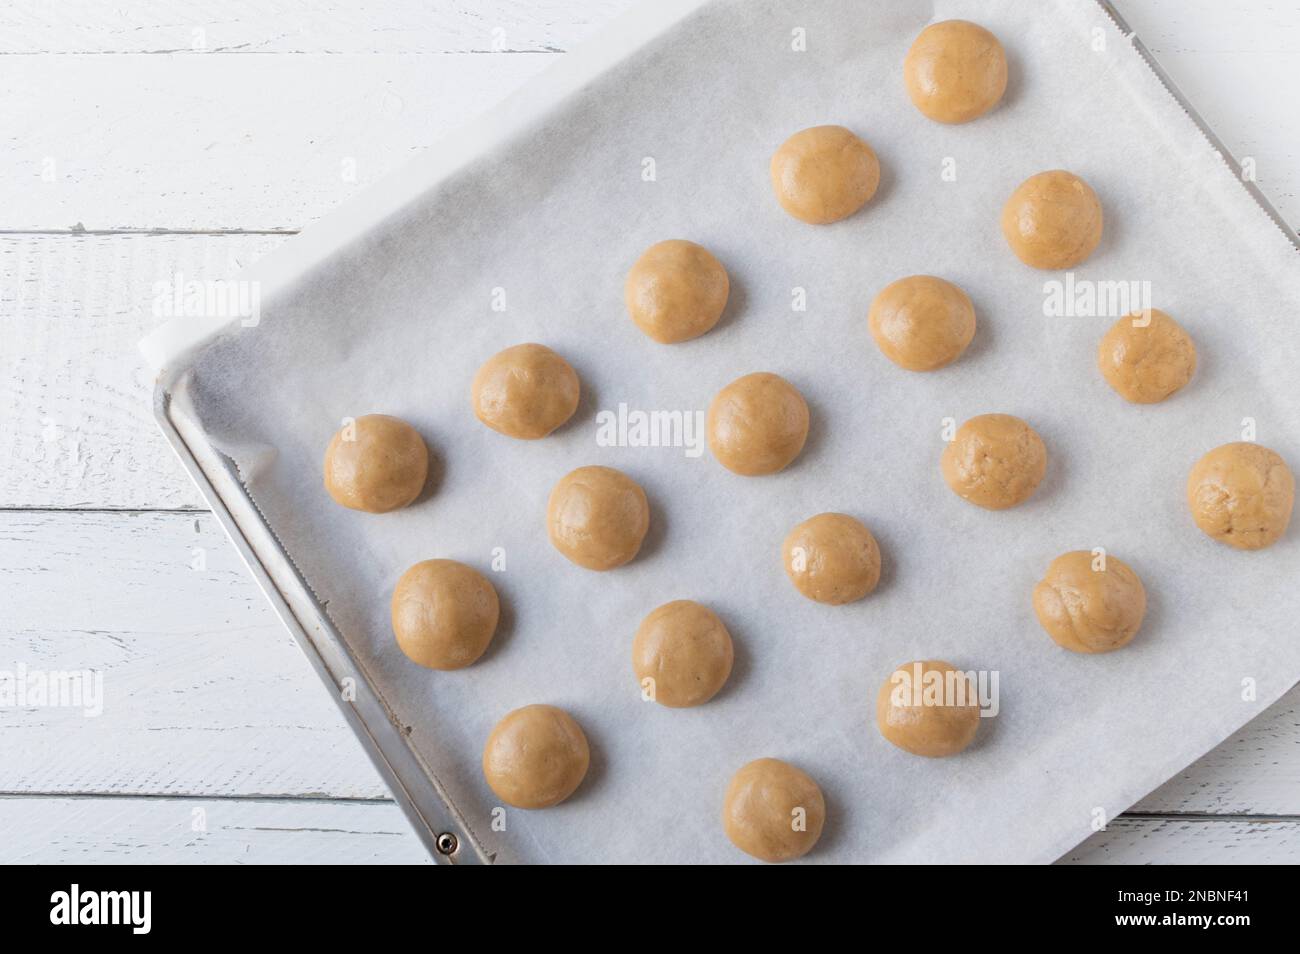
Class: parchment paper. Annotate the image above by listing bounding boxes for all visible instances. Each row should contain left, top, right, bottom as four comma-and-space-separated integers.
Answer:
158, 0, 1300, 863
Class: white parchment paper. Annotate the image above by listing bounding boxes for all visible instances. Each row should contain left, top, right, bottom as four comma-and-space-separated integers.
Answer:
163, 0, 1300, 863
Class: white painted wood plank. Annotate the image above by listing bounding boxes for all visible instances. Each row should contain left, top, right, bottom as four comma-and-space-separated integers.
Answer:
3, 508, 1299, 816
1134, 689, 1300, 815
0, 796, 429, 864
0, 0, 635, 55
0, 510, 388, 799
1, 233, 284, 510
1, 791, 1295, 864
1, 53, 552, 231
1062, 816, 1300, 864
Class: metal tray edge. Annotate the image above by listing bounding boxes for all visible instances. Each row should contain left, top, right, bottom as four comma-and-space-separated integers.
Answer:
152, 377, 491, 864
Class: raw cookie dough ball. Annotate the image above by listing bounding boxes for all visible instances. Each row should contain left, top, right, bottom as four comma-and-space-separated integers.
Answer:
1032, 551, 1146, 653
625, 240, 730, 344
722, 758, 826, 863
323, 414, 429, 513
904, 20, 1008, 124
941, 413, 1047, 510
770, 125, 881, 224
547, 465, 650, 570
868, 275, 977, 371
391, 559, 500, 670
1187, 442, 1295, 550
782, 513, 882, 605
482, 704, 590, 809
1097, 309, 1197, 404
708, 372, 810, 476
1001, 170, 1103, 270
471, 343, 580, 439
632, 600, 734, 708
876, 659, 981, 758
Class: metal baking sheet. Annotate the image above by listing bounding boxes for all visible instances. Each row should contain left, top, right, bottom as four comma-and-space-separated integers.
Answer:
147, 0, 1300, 864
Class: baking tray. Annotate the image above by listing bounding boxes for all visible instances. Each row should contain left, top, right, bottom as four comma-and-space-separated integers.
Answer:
145, 0, 1300, 865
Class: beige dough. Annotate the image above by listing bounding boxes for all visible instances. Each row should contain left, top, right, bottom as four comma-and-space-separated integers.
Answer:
1187, 442, 1295, 550
868, 275, 977, 371
390, 559, 499, 670
1097, 309, 1196, 404
708, 372, 810, 476
770, 125, 880, 224
876, 659, 981, 758
323, 414, 429, 513
547, 465, 650, 570
1032, 551, 1146, 654
782, 513, 882, 605
625, 240, 730, 344
632, 600, 734, 708
482, 704, 590, 809
903, 20, 1008, 124
1001, 170, 1103, 270
471, 343, 580, 439
941, 413, 1047, 510
722, 758, 825, 863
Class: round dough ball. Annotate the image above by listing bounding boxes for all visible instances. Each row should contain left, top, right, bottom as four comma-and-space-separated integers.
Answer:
391, 559, 500, 670
782, 513, 882, 605
624, 240, 730, 344
722, 758, 825, 863
904, 20, 1008, 124
547, 465, 650, 570
471, 343, 580, 439
1001, 170, 1103, 270
323, 414, 429, 513
1097, 309, 1196, 404
632, 600, 734, 708
708, 372, 810, 476
941, 413, 1047, 510
1187, 442, 1295, 550
770, 125, 880, 224
876, 659, 981, 758
482, 704, 589, 809
1032, 551, 1146, 654
868, 275, 977, 371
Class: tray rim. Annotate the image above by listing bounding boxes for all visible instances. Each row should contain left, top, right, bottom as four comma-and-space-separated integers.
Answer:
149, 0, 1300, 865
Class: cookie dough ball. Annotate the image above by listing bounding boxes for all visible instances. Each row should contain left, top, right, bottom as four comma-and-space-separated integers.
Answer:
1097, 309, 1197, 404
904, 20, 1008, 124
632, 600, 734, 708
782, 513, 882, 605
323, 414, 429, 513
391, 559, 499, 670
1032, 551, 1146, 653
868, 275, 977, 371
876, 660, 981, 758
708, 372, 810, 476
770, 125, 880, 224
722, 758, 825, 863
482, 705, 590, 809
547, 465, 650, 570
1001, 170, 1103, 270
625, 240, 730, 344
941, 413, 1047, 510
471, 343, 580, 439
1187, 442, 1295, 550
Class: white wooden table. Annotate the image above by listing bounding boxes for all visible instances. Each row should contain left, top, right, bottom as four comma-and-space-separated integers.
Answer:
3, 0, 1298, 864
